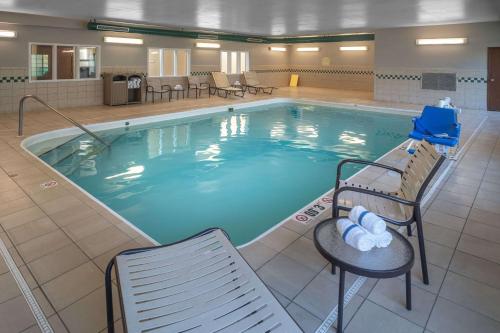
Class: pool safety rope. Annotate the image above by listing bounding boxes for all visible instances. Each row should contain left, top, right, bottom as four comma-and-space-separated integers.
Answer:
0, 237, 54, 333
315, 116, 487, 333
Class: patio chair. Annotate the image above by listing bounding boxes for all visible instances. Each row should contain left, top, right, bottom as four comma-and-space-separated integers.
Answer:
211, 72, 245, 98
145, 77, 171, 103
105, 228, 302, 333
187, 76, 210, 98
243, 71, 276, 95
331, 140, 445, 285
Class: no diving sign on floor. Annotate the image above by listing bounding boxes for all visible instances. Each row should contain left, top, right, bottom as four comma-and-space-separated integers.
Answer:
293, 195, 333, 225
40, 180, 58, 190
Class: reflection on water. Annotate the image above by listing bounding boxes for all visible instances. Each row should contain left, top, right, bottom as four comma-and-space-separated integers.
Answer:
106, 165, 145, 180
296, 124, 319, 138
270, 122, 287, 139
220, 114, 249, 138
339, 131, 366, 145
147, 124, 191, 158
195, 144, 221, 162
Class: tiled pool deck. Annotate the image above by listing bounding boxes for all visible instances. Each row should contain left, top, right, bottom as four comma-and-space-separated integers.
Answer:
0, 87, 499, 333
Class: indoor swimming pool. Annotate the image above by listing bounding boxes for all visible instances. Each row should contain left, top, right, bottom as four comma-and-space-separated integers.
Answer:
25, 101, 412, 245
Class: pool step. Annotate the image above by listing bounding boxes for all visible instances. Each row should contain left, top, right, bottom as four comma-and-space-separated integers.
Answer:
39, 133, 124, 176
38, 134, 87, 166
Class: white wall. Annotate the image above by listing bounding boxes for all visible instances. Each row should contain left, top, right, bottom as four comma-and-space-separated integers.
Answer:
373, 21, 500, 110
288, 40, 374, 91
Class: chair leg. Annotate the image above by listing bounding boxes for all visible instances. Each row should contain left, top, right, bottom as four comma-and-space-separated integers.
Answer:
332, 205, 340, 219
407, 225, 413, 237
331, 263, 336, 275
405, 271, 412, 310
105, 260, 115, 333
337, 269, 345, 333
415, 209, 429, 285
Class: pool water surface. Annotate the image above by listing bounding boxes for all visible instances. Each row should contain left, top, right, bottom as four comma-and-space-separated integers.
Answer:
33, 102, 412, 245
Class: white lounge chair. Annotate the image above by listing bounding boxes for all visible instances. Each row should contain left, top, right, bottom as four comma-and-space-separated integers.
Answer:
243, 71, 276, 95
105, 228, 303, 333
211, 72, 245, 98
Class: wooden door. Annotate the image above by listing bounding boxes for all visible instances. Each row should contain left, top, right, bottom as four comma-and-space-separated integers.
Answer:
488, 47, 500, 111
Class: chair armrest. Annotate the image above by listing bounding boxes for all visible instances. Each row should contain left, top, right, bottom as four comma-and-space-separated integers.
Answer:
199, 82, 210, 89
335, 159, 403, 189
188, 83, 198, 89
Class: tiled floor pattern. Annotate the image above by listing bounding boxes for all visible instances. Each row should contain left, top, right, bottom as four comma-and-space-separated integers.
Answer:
0, 87, 497, 332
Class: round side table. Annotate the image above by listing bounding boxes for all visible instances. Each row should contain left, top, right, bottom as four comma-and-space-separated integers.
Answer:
314, 218, 414, 333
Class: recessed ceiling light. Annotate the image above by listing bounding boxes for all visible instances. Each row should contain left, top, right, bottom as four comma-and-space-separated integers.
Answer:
339, 46, 368, 51
297, 47, 319, 52
196, 42, 221, 49
416, 38, 467, 45
104, 37, 143, 45
269, 47, 287, 52
0, 30, 17, 38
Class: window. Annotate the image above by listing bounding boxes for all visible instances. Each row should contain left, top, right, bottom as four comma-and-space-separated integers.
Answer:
79, 47, 98, 79
30, 43, 99, 81
220, 51, 249, 74
147, 48, 191, 77
30, 45, 52, 81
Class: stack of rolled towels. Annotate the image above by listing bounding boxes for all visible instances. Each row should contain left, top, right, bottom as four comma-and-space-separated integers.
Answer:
336, 206, 393, 251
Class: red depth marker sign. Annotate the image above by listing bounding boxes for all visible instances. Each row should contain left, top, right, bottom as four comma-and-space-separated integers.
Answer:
293, 195, 333, 224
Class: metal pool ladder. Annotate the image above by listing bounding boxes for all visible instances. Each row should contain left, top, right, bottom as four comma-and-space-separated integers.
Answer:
18, 95, 109, 147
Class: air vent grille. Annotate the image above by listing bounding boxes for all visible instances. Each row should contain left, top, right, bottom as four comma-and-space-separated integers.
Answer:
422, 73, 457, 91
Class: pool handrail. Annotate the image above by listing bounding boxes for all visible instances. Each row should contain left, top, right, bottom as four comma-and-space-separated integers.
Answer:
18, 94, 110, 147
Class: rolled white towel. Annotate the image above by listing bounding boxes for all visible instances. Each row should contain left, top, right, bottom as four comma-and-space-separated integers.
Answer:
372, 231, 393, 248
336, 218, 375, 252
349, 206, 386, 235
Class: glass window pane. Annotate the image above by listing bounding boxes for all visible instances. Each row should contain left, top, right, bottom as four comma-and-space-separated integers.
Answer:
31, 44, 53, 81
231, 52, 238, 74
176, 49, 189, 76
220, 51, 228, 73
148, 48, 161, 77
162, 49, 175, 76
79, 47, 97, 78
57, 46, 75, 79
240, 52, 247, 73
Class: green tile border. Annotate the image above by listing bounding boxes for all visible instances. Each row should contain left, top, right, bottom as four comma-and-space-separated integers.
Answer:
457, 77, 487, 83
0, 76, 29, 83
191, 69, 374, 76
376, 73, 487, 84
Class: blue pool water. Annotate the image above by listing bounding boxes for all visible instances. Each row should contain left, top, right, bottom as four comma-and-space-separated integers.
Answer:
37, 103, 411, 245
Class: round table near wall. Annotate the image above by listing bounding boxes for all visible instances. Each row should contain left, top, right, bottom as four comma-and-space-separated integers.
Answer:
172, 88, 185, 100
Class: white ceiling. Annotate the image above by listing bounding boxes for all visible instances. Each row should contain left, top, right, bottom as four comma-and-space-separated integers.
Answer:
0, 0, 499, 36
